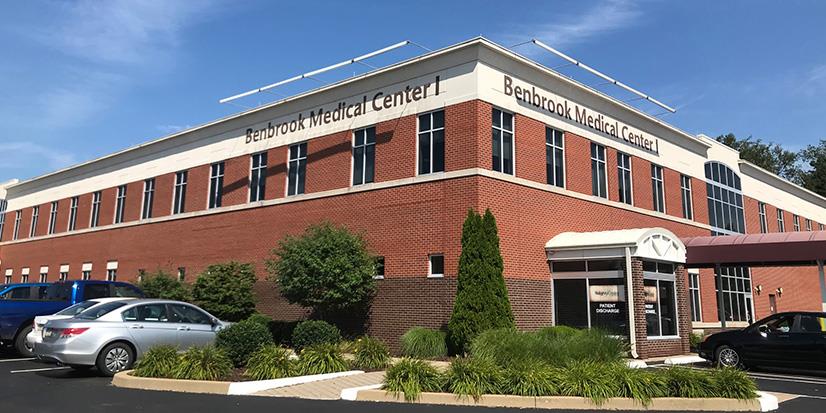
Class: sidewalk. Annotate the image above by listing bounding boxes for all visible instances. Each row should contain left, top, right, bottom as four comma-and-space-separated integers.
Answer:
254, 371, 385, 400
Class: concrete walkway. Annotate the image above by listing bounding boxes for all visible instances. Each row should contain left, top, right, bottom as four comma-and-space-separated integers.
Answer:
254, 371, 385, 400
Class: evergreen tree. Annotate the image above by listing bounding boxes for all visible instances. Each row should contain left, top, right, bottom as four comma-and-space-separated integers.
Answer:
447, 209, 514, 354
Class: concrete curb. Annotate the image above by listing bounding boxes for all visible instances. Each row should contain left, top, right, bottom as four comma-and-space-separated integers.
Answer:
112, 370, 365, 396
353, 389, 778, 411
663, 355, 706, 365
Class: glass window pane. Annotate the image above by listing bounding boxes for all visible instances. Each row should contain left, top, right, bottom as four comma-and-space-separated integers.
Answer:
659, 281, 676, 335
418, 133, 431, 174
433, 110, 444, 129
492, 130, 501, 172
419, 113, 430, 132
644, 279, 660, 336
554, 279, 588, 329
433, 130, 445, 173
502, 133, 513, 174
364, 144, 375, 183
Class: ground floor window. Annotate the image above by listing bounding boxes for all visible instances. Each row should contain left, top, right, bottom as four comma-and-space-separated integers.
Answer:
553, 269, 628, 336
688, 272, 702, 322
644, 278, 677, 337
715, 266, 753, 323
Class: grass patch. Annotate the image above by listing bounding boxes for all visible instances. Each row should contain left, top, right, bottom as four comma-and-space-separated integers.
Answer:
384, 358, 445, 402
400, 327, 448, 359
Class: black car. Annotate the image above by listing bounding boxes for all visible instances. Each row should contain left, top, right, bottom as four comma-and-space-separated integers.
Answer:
698, 311, 826, 369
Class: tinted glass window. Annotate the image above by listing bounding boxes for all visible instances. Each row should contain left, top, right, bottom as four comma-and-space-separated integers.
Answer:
2, 286, 31, 300
169, 304, 212, 324
114, 284, 143, 298
764, 314, 794, 333
132, 304, 169, 322
45, 282, 73, 301
77, 301, 128, 319
82, 284, 111, 300
797, 315, 826, 333
55, 300, 98, 316
554, 279, 588, 329
552, 261, 586, 273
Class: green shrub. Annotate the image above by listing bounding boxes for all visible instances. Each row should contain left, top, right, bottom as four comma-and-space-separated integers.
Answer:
133, 345, 179, 378
662, 366, 716, 398
192, 262, 257, 322
270, 320, 299, 346
566, 328, 627, 363
556, 360, 619, 405
689, 332, 704, 350
215, 319, 274, 366
292, 320, 342, 350
536, 325, 579, 340
447, 209, 515, 354
245, 313, 273, 327
446, 357, 503, 401
501, 362, 559, 397
384, 358, 445, 402
470, 328, 549, 367
268, 222, 377, 315
610, 364, 667, 405
400, 327, 448, 359
296, 343, 349, 375
137, 270, 191, 301
245, 345, 294, 380
172, 346, 233, 381
351, 336, 390, 370
711, 367, 758, 399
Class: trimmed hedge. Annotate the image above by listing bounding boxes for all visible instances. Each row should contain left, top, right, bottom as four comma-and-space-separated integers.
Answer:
215, 319, 274, 366
470, 327, 626, 367
291, 320, 341, 350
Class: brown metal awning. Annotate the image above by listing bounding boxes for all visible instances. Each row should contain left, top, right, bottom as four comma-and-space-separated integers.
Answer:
682, 231, 826, 268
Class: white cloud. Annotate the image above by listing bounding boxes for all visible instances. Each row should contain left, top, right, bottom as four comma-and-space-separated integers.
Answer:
0, 142, 78, 171
503, 0, 643, 51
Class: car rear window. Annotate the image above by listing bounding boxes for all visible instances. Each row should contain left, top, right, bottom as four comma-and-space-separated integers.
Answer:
76, 301, 128, 320
55, 301, 99, 316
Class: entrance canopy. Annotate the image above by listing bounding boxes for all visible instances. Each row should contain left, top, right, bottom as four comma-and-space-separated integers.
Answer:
682, 231, 826, 268
545, 227, 686, 263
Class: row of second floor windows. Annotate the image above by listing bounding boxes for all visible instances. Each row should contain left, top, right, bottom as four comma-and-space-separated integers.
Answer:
2, 108, 824, 240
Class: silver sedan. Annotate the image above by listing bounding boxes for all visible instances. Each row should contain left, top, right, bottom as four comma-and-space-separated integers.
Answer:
34, 299, 229, 376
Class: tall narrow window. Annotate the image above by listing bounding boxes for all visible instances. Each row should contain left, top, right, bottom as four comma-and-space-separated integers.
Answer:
249, 152, 267, 202
30, 206, 39, 237
793, 214, 800, 231
352, 127, 376, 186
114, 185, 127, 224
68, 196, 78, 231
758, 202, 768, 233
820, 223, 825, 231
680, 174, 693, 220
617, 152, 632, 204
651, 164, 665, 213
141, 178, 155, 219
688, 272, 702, 322
705, 162, 745, 234
806, 218, 813, 231
546, 127, 565, 187
48, 201, 58, 234
777, 209, 785, 232
715, 266, 753, 322
39, 270, 48, 283
492, 108, 514, 175
0, 199, 6, 240
90, 191, 101, 228
287, 143, 307, 196
107, 269, 117, 281
208, 162, 225, 209
590, 143, 607, 198
13, 211, 21, 240
418, 110, 445, 175
173, 171, 187, 214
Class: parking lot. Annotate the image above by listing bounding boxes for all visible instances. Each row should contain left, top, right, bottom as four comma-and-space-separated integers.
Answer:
1, 351, 824, 413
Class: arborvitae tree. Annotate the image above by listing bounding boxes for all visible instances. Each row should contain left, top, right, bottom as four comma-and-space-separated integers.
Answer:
447, 208, 515, 354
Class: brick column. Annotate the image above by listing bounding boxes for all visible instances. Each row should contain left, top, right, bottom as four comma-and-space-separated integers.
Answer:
632, 258, 692, 358
631, 258, 648, 355
674, 264, 692, 354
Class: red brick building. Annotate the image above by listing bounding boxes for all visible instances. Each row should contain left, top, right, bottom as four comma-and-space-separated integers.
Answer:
1, 38, 825, 357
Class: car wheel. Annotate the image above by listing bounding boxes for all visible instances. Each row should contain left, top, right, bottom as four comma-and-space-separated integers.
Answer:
96, 343, 134, 377
715, 345, 742, 368
14, 325, 34, 357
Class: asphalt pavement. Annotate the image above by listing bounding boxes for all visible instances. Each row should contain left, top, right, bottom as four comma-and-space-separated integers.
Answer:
1, 350, 825, 413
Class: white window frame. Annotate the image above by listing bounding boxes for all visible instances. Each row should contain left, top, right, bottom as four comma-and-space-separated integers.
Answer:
0, 199, 6, 238
208, 162, 225, 209
173, 170, 187, 214
806, 218, 813, 231
39, 272, 48, 283
417, 110, 445, 175
546, 127, 565, 188
142, 178, 155, 220
617, 152, 633, 205
651, 164, 666, 213
48, 201, 58, 235
590, 142, 608, 198
90, 191, 101, 228
13, 210, 21, 240
287, 142, 307, 196
68, 196, 78, 231
81, 263, 92, 281
492, 107, 515, 175
428, 254, 445, 278
777, 209, 785, 232
30, 205, 39, 237
688, 270, 702, 322
114, 185, 127, 224
793, 214, 800, 232
249, 152, 268, 202
352, 127, 376, 186
680, 174, 693, 220
758, 202, 768, 233
643, 264, 679, 339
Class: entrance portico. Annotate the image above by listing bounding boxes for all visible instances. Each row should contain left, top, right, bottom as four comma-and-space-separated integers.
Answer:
546, 228, 691, 358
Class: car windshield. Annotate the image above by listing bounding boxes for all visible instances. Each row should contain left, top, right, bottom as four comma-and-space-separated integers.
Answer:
76, 301, 128, 320
45, 282, 73, 301
54, 301, 99, 316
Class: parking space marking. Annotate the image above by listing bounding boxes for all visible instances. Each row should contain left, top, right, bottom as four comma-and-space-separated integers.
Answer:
0, 358, 35, 363
799, 395, 826, 400
651, 363, 826, 385
10, 366, 70, 374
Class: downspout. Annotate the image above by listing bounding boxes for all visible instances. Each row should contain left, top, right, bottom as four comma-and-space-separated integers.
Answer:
624, 247, 638, 359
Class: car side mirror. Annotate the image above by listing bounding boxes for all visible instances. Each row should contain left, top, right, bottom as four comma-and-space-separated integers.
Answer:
211, 317, 221, 326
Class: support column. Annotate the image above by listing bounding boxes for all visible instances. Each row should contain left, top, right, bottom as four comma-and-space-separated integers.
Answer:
819, 260, 826, 312
716, 263, 726, 329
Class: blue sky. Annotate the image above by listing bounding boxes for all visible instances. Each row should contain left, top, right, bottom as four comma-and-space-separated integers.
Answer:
2, 0, 826, 183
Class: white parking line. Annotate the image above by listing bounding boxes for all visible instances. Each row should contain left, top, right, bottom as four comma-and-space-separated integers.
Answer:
10, 366, 70, 374
799, 395, 826, 400
0, 358, 35, 363
652, 364, 826, 385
